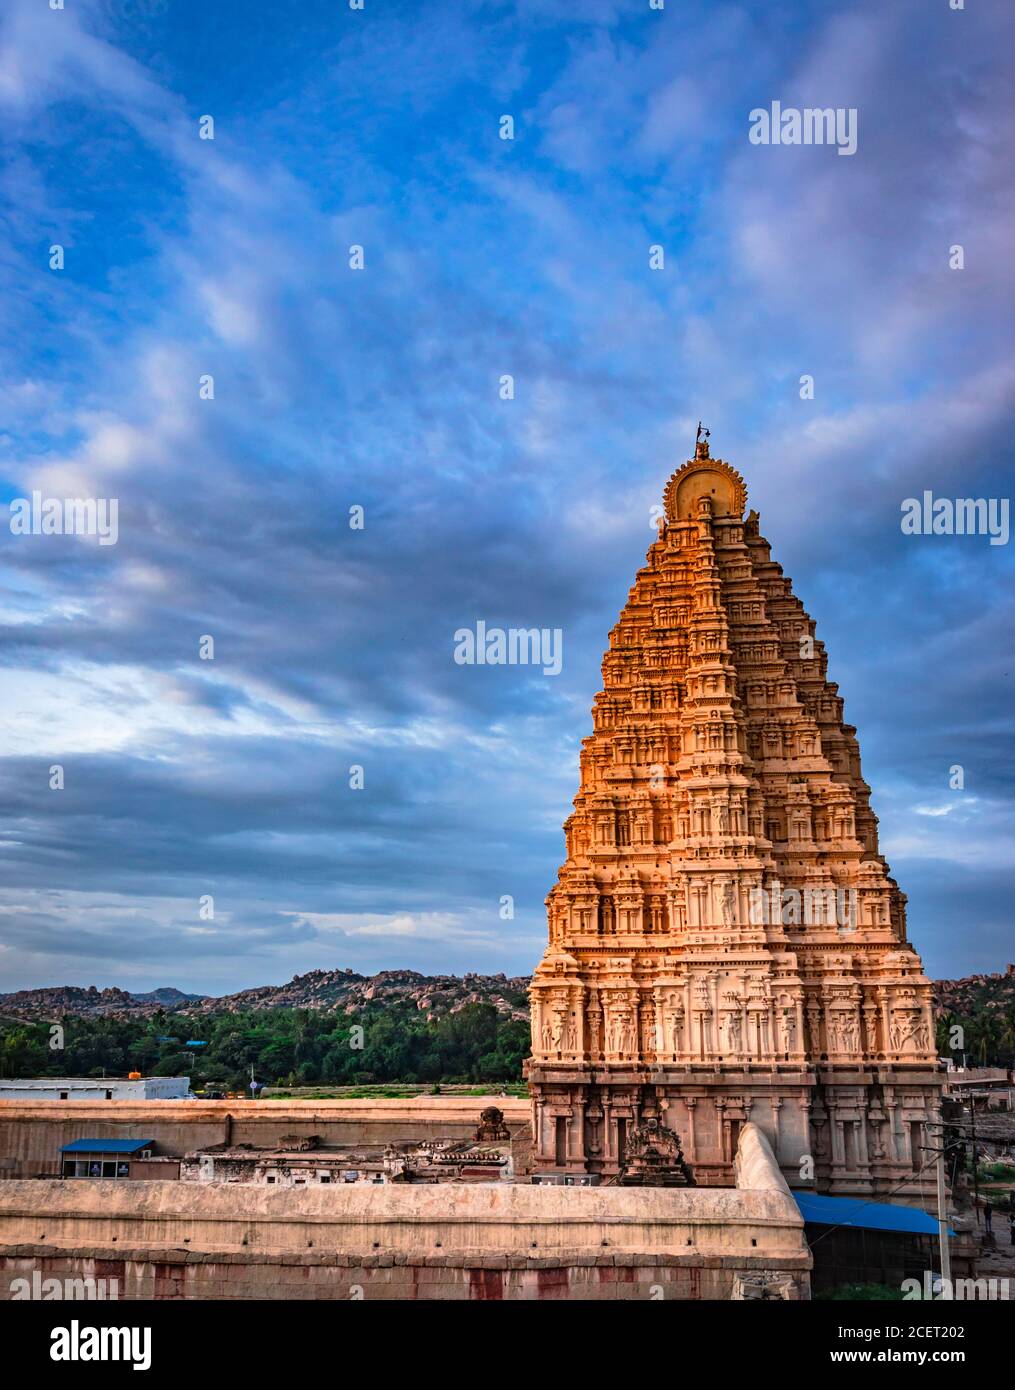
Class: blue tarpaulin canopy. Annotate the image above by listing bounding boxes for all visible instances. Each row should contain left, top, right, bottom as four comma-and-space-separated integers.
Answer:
60, 1138, 154, 1154
793, 1191, 947, 1235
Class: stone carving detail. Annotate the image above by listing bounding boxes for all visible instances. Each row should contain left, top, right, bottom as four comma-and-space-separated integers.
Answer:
473, 1106, 510, 1142
618, 1119, 695, 1187
731, 1273, 802, 1301
889, 1005, 929, 1054
720, 994, 743, 1054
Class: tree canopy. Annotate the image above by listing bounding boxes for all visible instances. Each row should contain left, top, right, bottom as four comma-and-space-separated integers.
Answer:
0, 1001, 531, 1092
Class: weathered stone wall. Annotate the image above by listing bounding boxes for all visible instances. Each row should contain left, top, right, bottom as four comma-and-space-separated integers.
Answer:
734, 1118, 796, 1193
0, 1123, 810, 1300
0, 1250, 802, 1301
0, 1097, 532, 1178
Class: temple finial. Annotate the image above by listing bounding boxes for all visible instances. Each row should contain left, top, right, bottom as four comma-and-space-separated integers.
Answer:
695, 421, 711, 459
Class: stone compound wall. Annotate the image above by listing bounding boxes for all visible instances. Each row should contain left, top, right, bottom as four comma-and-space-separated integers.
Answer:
0, 1252, 798, 1301
0, 1123, 809, 1300
0, 1096, 533, 1178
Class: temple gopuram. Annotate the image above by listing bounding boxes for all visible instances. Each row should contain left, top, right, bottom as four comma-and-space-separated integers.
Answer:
526, 435, 942, 1200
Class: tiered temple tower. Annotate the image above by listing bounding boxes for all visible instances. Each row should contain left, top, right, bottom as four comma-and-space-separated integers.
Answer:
526, 438, 942, 1200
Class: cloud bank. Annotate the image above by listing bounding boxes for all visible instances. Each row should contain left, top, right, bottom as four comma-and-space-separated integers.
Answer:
0, 0, 1012, 991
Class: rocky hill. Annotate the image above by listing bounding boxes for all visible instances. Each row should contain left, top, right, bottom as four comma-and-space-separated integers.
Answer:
0, 970, 531, 1024
0, 984, 186, 1018
4, 965, 1011, 1030
129, 987, 205, 1007
933, 967, 1015, 1018
195, 968, 529, 1021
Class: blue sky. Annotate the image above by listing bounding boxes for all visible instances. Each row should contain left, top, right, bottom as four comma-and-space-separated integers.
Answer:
0, 0, 1012, 994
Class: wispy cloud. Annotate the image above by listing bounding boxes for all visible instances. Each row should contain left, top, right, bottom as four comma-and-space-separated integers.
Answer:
0, 0, 1011, 989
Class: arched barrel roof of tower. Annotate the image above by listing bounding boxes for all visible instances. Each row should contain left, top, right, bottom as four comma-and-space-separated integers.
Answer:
663, 441, 748, 522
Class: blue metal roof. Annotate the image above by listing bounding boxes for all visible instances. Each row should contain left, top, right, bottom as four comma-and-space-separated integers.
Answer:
793, 1191, 947, 1236
60, 1138, 154, 1154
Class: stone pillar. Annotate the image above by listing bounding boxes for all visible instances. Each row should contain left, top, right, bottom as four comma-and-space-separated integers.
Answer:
568, 1092, 586, 1168
685, 1097, 697, 1163
885, 1096, 899, 1163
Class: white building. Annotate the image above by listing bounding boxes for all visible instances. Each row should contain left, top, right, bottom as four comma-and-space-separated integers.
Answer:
0, 1077, 191, 1101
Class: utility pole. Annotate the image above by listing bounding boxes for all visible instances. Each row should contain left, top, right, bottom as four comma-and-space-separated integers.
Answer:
925, 1123, 955, 1296
935, 1139, 952, 1293
970, 1099, 980, 1226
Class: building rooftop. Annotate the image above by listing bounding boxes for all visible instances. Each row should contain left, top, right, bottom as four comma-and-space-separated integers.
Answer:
60, 1138, 155, 1154
1, 1076, 189, 1085
793, 1192, 946, 1236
